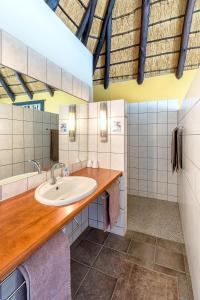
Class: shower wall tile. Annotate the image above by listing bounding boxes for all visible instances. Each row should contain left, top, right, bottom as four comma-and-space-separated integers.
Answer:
128, 100, 178, 202
178, 70, 200, 299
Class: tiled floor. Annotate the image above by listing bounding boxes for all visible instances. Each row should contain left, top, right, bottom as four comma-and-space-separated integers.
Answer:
71, 227, 193, 300
127, 195, 184, 243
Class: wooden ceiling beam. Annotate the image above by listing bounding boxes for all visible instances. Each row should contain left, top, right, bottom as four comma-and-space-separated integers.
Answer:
82, 0, 97, 46
0, 72, 15, 102
137, 0, 150, 85
93, 0, 115, 73
76, 1, 92, 39
46, 84, 54, 97
104, 15, 112, 89
176, 0, 196, 79
46, 0, 59, 11
14, 71, 33, 100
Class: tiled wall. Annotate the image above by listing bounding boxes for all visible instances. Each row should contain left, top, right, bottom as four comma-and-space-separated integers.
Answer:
59, 104, 88, 166
0, 103, 58, 180
128, 100, 178, 202
178, 69, 200, 300
87, 100, 128, 236
0, 30, 92, 101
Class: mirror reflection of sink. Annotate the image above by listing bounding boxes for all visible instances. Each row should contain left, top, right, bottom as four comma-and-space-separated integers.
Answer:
35, 176, 97, 206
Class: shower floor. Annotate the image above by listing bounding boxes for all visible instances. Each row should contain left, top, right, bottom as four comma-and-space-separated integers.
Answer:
127, 194, 184, 243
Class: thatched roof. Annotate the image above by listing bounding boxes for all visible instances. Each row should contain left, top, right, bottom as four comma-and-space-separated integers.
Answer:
53, 0, 200, 86
0, 64, 55, 101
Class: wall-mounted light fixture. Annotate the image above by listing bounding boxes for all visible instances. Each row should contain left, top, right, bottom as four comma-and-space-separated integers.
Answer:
99, 102, 108, 142
69, 104, 76, 142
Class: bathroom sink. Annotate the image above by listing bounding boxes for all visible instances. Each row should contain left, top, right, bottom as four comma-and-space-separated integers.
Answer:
35, 176, 97, 206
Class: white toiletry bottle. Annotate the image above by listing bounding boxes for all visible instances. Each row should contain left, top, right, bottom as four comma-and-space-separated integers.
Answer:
63, 166, 70, 176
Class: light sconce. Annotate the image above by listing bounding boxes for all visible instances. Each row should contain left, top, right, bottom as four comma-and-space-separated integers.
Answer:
99, 102, 108, 142
69, 104, 76, 142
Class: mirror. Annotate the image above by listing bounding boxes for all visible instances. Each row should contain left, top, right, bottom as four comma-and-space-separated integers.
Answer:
0, 64, 88, 182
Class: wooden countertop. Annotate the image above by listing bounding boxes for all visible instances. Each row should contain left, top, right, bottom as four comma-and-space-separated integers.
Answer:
0, 168, 122, 281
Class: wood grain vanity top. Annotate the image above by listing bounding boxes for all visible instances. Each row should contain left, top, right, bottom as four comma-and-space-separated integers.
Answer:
0, 168, 122, 281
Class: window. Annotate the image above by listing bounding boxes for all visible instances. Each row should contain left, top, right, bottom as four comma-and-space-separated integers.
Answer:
13, 100, 44, 111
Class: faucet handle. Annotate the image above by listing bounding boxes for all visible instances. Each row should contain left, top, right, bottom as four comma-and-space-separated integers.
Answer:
28, 159, 42, 174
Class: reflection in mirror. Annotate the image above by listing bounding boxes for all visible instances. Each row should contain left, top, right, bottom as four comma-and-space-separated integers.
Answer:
0, 64, 88, 182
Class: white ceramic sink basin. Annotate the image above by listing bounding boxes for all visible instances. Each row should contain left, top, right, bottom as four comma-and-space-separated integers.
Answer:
35, 176, 97, 206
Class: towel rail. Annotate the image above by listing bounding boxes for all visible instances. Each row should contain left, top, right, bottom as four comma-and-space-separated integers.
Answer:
5, 281, 26, 300
0, 269, 26, 300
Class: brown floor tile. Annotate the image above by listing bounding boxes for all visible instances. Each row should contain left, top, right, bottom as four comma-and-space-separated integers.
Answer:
71, 260, 89, 296
125, 230, 134, 239
153, 264, 192, 300
112, 264, 178, 300
111, 274, 133, 300
75, 269, 116, 300
186, 274, 194, 300
127, 240, 156, 265
83, 227, 109, 244
156, 246, 185, 273
94, 246, 132, 278
70, 227, 92, 249
157, 237, 185, 254
166, 275, 179, 300
104, 233, 131, 252
71, 240, 101, 266
132, 231, 156, 245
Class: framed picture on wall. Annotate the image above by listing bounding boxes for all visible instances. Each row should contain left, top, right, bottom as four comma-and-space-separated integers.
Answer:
13, 100, 45, 111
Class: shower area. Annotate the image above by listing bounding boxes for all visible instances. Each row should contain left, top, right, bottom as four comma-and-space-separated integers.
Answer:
127, 100, 183, 243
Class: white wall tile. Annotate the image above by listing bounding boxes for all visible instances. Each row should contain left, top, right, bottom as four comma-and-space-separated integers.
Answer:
0, 119, 12, 135
98, 136, 110, 153
1, 178, 27, 200
111, 100, 124, 117
89, 102, 98, 118
128, 100, 178, 202
88, 118, 97, 134
28, 172, 46, 189
0, 135, 12, 150
28, 48, 47, 83
111, 153, 124, 171
61, 69, 73, 94
2, 31, 27, 74
139, 102, 147, 113
0, 150, 12, 166
148, 113, 157, 123
111, 135, 124, 153
129, 103, 138, 113
158, 112, 167, 123
98, 153, 111, 169
47, 59, 62, 89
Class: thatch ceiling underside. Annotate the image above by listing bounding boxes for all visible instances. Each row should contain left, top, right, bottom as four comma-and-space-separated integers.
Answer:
0, 65, 55, 99
55, 0, 200, 85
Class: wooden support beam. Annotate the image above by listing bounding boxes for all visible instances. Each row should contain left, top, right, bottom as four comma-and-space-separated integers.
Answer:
0, 72, 15, 102
82, 0, 97, 46
176, 0, 196, 79
104, 15, 112, 89
93, 0, 115, 73
46, 0, 59, 11
46, 84, 54, 97
76, 1, 92, 39
14, 71, 33, 100
137, 0, 150, 85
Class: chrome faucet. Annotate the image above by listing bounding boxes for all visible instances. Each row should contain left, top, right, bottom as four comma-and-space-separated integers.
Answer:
28, 160, 42, 174
50, 162, 65, 185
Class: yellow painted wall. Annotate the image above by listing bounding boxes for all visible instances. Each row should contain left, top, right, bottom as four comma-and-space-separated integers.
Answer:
93, 70, 198, 106
0, 90, 86, 113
